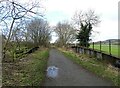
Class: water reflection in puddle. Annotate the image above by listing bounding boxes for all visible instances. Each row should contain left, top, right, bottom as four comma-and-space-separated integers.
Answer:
46, 66, 59, 78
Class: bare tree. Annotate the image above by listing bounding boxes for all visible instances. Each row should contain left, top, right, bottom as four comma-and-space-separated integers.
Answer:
72, 10, 100, 28
26, 18, 51, 47
72, 10, 101, 47
0, 0, 43, 59
55, 21, 76, 47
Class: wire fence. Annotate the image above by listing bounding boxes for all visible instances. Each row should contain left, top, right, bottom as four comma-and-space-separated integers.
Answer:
89, 40, 119, 57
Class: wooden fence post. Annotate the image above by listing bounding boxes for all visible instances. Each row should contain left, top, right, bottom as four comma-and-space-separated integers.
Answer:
93, 42, 94, 50
100, 41, 101, 52
109, 40, 111, 55
76, 46, 77, 53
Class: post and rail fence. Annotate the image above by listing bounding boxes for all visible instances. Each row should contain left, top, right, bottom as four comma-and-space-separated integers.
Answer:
91, 40, 114, 56
71, 40, 120, 65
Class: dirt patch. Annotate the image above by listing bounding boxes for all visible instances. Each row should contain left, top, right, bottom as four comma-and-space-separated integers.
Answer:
2, 54, 33, 86
2, 48, 49, 86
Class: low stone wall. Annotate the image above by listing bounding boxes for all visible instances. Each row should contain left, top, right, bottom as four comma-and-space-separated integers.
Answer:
72, 46, 120, 64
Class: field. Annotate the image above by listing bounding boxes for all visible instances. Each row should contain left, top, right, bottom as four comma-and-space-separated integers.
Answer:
89, 44, 119, 57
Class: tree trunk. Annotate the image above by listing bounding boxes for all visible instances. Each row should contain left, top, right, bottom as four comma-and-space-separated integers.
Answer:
3, 19, 15, 60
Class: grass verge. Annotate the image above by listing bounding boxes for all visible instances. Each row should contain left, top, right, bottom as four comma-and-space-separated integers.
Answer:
2, 48, 49, 86
59, 48, 120, 86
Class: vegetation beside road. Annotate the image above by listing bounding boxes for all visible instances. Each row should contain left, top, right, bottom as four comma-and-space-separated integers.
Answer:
2, 48, 49, 86
59, 48, 120, 86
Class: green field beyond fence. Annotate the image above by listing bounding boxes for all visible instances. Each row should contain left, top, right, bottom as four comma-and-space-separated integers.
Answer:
89, 44, 119, 57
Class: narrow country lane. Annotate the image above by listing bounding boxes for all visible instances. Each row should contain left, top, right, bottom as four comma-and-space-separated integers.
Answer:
44, 49, 113, 86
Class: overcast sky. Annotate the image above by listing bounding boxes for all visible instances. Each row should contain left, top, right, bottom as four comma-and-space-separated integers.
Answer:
1, 0, 118, 43
43, 0, 119, 43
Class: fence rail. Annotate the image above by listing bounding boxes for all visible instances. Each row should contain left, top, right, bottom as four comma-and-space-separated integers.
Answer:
71, 45, 120, 65
89, 40, 119, 57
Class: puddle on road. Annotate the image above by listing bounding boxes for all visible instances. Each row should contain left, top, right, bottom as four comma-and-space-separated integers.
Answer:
46, 66, 59, 78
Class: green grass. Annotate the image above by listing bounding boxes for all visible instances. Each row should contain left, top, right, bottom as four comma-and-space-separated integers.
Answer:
3, 49, 49, 86
89, 44, 119, 57
21, 49, 49, 86
7, 46, 29, 60
59, 48, 120, 86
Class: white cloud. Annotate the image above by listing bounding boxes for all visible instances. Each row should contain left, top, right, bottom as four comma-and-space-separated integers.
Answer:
50, 32, 58, 43
92, 20, 118, 42
43, 0, 119, 42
